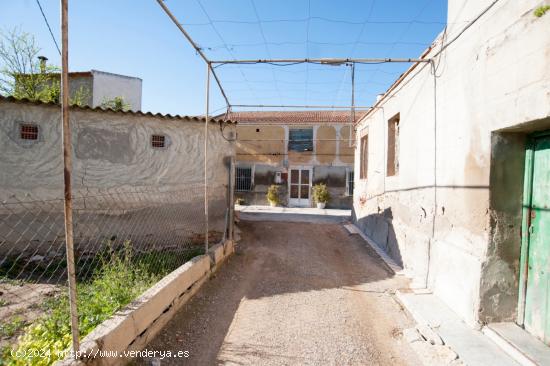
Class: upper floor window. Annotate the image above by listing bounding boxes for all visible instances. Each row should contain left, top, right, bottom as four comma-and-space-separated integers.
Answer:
360, 134, 369, 180
20, 123, 39, 140
288, 128, 313, 152
387, 113, 400, 176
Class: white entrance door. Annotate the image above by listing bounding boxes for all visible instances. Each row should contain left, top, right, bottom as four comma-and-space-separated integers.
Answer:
289, 167, 312, 207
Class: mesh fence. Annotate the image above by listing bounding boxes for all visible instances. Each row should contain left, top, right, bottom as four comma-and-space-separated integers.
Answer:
0, 181, 229, 364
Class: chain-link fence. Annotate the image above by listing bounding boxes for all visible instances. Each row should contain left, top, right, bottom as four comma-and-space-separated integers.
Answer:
0, 180, 232, 365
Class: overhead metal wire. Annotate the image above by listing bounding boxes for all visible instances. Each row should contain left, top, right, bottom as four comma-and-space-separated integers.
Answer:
328, 0, 376, 119
357, 0, 435, 98
195, 0, 258, 105
34, 0, 61, 55
180, 17, 453, 26
157, 0, 445, 110
250, 0, 283, 104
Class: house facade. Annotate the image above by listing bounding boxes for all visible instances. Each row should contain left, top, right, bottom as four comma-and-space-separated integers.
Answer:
229, 111, 365, 209
353, 0, 550, 345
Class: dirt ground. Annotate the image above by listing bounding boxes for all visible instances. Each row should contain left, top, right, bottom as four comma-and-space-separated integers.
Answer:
135, 220, 419, 366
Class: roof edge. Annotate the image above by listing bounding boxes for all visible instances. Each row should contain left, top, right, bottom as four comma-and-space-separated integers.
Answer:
0, 95, 235, 124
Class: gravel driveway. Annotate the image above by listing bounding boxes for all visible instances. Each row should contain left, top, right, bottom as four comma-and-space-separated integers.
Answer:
136, 220, 419, 366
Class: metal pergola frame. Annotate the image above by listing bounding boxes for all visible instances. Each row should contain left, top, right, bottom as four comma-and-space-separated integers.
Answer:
155, 0, 433, 252
156, 0, 430, 116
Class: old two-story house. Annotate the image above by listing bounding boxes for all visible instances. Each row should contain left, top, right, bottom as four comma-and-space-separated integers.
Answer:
228, 111, 366, 208
353, 0, 550, 348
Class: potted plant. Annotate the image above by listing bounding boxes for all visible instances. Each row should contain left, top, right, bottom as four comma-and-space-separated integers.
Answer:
312, 183, 330, 209
266, 185, 281, 207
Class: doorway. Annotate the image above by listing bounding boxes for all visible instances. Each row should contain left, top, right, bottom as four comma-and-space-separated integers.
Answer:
289, 167, 311, 207
519, 131, 550, 345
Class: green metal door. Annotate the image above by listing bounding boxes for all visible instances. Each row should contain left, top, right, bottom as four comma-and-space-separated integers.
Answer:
521, 133, 550, 344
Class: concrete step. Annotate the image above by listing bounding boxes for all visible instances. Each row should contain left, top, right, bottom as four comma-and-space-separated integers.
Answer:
395, 290, 520, 366
483, 322, 550, 366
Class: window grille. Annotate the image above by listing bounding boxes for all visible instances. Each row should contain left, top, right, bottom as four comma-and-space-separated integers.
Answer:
20, 124, 39, 140
346, 171, 354, 196
236, 167, 252, 191
151, 135, 166, 148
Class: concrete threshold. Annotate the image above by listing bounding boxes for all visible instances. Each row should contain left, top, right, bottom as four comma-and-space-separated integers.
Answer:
482, 322, 550, 366
395, 289, 520, 366
235, 204, 351, 223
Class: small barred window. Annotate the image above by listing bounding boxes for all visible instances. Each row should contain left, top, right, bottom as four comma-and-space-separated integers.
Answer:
151, 135, 165, 148
20, 124, 39, 140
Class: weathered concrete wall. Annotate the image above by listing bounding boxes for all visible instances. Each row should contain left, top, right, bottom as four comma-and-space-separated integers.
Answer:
353, 0, 550, 326
91, 70, 142, 111
0, 101, 233, 196
0, 99, 235, 255
236, 125, 285, 165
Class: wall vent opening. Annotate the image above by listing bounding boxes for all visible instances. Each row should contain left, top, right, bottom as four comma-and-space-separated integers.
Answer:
151, 134, 166, 148
20, 124, 39, 140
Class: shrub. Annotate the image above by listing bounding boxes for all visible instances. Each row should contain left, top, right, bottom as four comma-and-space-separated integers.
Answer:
312, 183, 330, 204
534, 5, 550, 17
266, 185, 281, 205
2, 242, 203, 366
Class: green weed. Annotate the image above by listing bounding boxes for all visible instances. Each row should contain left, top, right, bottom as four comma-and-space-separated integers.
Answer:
2, 243, 203, 366
534, 5, 550, 17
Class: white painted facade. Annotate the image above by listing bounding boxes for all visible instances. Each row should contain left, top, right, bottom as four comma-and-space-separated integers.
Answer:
353, 0, 550, 327
90, 70, 142, 111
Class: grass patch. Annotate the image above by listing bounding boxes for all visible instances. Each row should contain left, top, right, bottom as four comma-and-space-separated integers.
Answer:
0, 316, 27, 338
1, 243, 204, 366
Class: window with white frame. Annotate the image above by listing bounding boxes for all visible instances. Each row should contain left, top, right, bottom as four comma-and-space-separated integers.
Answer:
346, 170, 354, 196
235, 167, 252, 191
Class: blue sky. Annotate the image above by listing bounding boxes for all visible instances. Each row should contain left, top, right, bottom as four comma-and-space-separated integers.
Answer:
1, 1, 447, 115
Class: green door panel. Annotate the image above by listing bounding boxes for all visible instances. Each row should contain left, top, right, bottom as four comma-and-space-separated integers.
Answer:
524, 135, 550, 345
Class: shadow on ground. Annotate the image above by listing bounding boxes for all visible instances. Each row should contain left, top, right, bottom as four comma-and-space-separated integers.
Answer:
132, 220, 413, 366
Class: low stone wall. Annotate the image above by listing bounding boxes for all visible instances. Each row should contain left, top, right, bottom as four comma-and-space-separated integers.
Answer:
56, 240, 235, 366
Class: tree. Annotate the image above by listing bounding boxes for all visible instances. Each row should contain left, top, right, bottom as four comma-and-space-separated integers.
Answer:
0, 27, 88, 106
100, 96, 130, 112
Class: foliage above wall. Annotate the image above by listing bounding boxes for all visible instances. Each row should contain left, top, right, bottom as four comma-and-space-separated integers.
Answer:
0, 28, 89, 106
100, 96, 130, 112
